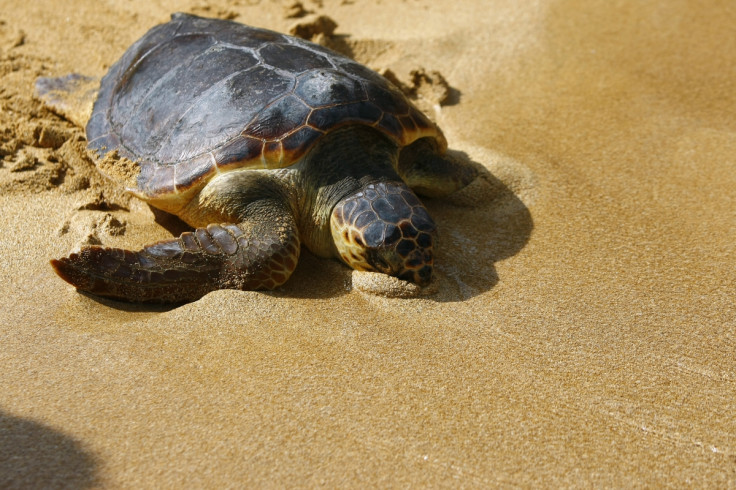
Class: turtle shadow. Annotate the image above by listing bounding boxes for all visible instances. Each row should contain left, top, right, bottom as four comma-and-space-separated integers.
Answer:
272, 250, 354, 299
76, 291, 185, 312
0, 409, 100, 489
149, 205, 194, 236
422, 152, 533, 303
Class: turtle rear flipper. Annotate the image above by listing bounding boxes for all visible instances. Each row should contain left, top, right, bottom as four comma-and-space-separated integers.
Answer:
35, 74, 99, 127
51, 219, 301, 303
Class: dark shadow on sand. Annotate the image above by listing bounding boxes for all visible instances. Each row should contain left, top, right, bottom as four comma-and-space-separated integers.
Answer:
0, 409, 100, 489
424, 152, 533, 302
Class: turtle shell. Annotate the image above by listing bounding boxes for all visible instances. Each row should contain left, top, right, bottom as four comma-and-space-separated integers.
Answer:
87, 13, 447, 200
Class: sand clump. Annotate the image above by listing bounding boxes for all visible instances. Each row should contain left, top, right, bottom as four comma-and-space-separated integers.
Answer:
381, 67, 452, 107
351, 270, 438, 298
283, 1, 312, 19
92, 150, 141, 192
58, 209, 127, 248
288, 14, 337, 41
0, 125, 73, 193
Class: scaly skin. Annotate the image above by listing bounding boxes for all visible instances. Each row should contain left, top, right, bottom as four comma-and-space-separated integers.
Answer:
330, 181, 436, 286
52, 220, 300, 303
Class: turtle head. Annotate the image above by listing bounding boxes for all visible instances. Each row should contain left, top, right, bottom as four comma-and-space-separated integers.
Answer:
330, 182, 437, 286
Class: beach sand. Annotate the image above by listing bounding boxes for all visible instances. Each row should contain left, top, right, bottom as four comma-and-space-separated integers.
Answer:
1, 0, 734, 486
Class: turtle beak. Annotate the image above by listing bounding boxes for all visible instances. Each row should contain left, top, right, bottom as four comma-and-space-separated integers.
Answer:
330, 181, 437, 286
385, 217, 436, 287
399, 266, 433, 287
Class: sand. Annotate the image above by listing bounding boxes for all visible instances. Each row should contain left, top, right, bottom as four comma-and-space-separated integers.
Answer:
1, 0, 734, 487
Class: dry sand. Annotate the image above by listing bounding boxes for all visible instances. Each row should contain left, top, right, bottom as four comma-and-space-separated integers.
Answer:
1, 0, 734, 487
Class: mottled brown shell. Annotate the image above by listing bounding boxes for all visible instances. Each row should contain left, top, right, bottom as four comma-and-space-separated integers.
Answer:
87, 13, 446, 200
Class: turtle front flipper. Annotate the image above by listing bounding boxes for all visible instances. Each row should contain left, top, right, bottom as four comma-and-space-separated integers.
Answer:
398, 138, 478, 198
51, 218, 300, 303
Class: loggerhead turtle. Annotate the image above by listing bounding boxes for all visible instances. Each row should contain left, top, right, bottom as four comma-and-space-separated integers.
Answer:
36, 13, 477, 302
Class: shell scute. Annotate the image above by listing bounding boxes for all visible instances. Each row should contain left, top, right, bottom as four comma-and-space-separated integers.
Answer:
149, 164, 176, 196
245, 95, 311, 140
364, 79, 409, 115
159, 65, 291, 162
174, 154, 215, 192
294, 69, 366, 108
113, 35, 217, 131
212, 136, 263, 169
308, 100, 383, 132
376, 113, 402, 140
280, 126, 323, 162
86, 13, 445, 200
215, 24, 283, 48
136, 161, 156, 195
263, 141, 284, 167
259, 43, 333, 73
399, 115, 418, 133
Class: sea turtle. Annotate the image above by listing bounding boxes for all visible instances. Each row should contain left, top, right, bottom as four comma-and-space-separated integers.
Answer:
37, 13, 477, 302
